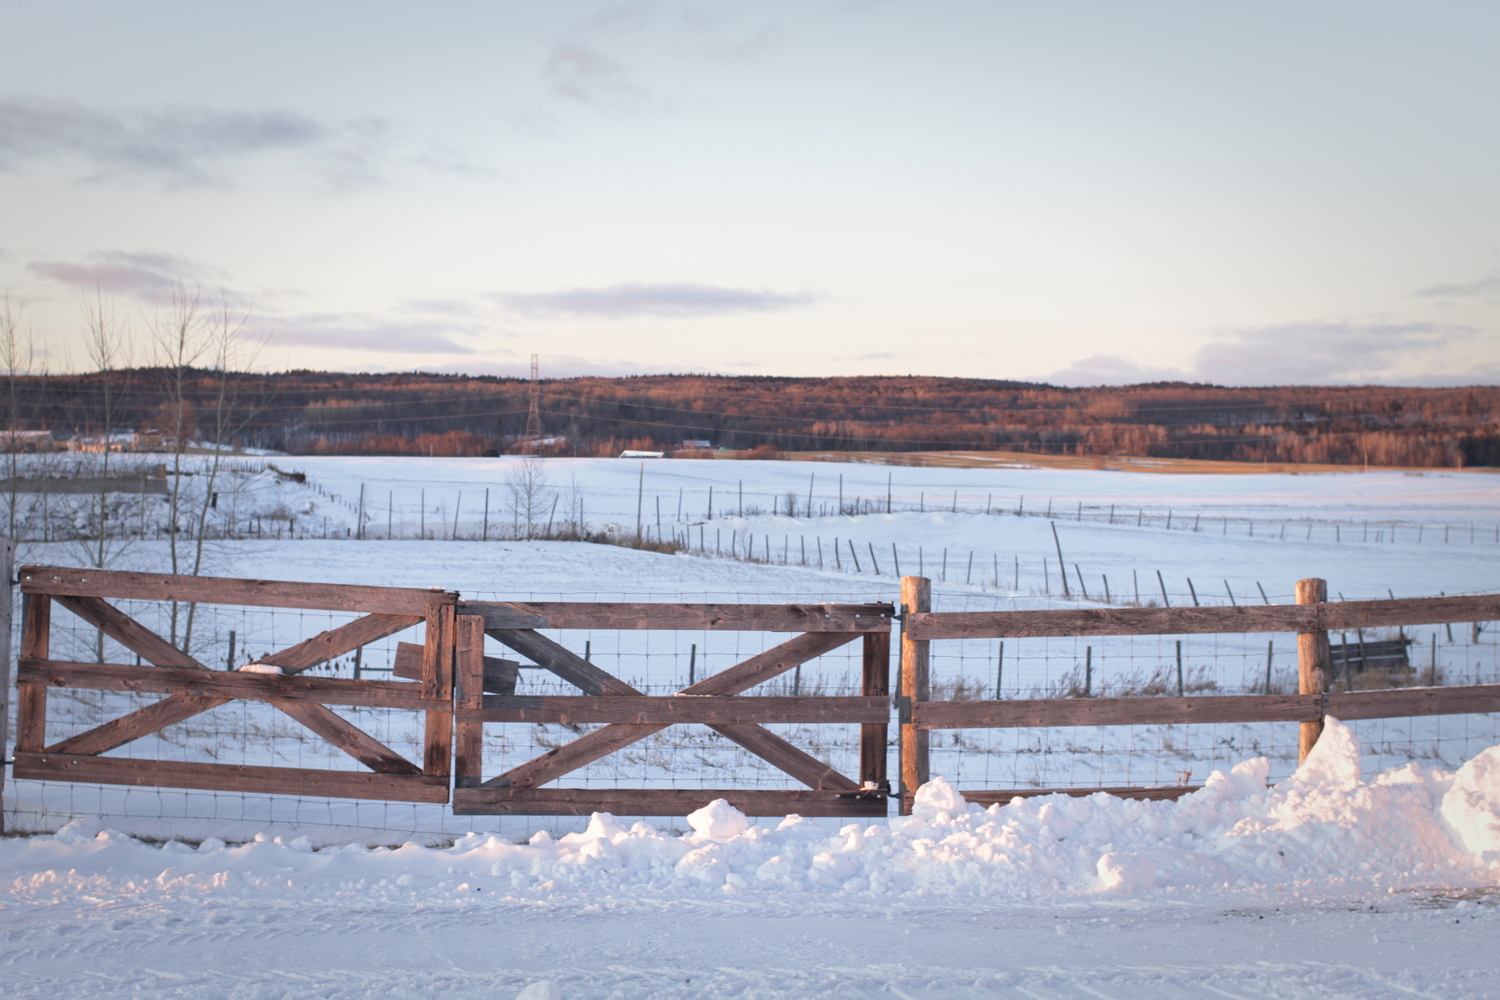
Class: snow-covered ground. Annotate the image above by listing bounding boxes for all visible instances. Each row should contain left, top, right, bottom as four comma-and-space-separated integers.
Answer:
4, 721, 1500, 998
5, 455, 1500, 996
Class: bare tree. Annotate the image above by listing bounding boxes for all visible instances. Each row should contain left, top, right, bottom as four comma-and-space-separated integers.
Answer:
504, 456, 554, 540
74, 290, 132, 575
0, 295, 43, 546
148, 285, 259, 648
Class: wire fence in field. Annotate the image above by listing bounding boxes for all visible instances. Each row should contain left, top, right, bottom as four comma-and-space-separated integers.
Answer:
5, 582, 1498, 845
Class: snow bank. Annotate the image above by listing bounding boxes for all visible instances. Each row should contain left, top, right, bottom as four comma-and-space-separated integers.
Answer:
10, 720, 1500, 905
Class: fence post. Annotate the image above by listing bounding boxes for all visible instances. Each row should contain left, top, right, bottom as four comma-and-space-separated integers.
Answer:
0, 538, 12, 833
1296, 577, 1331, 761
899, 575, 931, 815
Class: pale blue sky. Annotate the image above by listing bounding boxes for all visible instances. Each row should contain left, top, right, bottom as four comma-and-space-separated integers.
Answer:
2, 1, 1497, 384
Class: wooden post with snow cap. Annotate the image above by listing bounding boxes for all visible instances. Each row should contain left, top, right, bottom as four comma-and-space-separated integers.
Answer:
899, 575, 931, 815
1296, 577, 1332, 761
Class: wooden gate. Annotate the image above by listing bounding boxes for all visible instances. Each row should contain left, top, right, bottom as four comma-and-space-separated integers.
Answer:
12, 567, 456, 802
449, 600, 894, 816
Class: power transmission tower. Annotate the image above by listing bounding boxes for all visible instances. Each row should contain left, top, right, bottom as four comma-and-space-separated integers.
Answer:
522, 353, 542, 454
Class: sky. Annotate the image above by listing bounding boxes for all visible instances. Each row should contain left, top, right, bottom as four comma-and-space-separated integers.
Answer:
1, 0, 1498, 387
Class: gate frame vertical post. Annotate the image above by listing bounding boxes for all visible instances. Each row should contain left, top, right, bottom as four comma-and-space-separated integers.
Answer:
452, 614, 486, 788
422, 601, 456, 778
899, 575, 931, 815
860, 628, 891, 795
1296, 577, 1331, 761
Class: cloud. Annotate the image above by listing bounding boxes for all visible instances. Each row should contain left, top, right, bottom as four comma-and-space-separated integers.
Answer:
545, 42, 651, 109
0, 96, 494, 191
495, 282, 819, 319
0, 96, 328, 188
1414, 273, 1500, 299
1051, 320, 1483, 388
27, 250, 212, 302
1190, 320, 1473, 385
1046, 353, 1188, 387
264, 313, 481, 355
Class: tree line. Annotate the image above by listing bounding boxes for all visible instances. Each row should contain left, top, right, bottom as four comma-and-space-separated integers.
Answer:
5, 356, 1498, 467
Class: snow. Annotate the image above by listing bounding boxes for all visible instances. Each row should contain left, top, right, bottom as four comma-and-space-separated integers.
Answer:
5, 455, 1500, 995
5, 720, 1500, 996
1442, 746, 1500, 863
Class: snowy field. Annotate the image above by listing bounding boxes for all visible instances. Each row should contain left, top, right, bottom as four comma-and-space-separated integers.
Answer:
4, 455, 1500, 997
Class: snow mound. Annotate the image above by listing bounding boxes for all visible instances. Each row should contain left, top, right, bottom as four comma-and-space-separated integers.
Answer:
19, 719, 1500, 903
1442, 744, 1500, 865
687, 798, 750, 840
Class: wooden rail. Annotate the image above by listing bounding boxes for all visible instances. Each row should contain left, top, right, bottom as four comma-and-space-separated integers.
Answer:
459, 601, 894, 632
904, 594, 1500, 640
910, 685, 1500, 730
451, 787, 887, 817
19, 566, 449, 616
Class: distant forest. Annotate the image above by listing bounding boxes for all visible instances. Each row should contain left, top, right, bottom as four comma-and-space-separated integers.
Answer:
12, 369, 1500, 467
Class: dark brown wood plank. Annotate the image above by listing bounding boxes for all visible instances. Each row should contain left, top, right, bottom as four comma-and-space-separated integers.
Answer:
912, 693, 1322, 730
904, 594, 1500, 640
395, 640, 516, 693
452, 787, 886, 817
53, 595, 204, 669
15, 593, 50, 752
708, 724, 861, 791
960, 786, 1203, 806
271, 701, 421, 774
682, 631, 860, 696
486, 628, 638, 696
393, 640, 423, 680
260, 613, 421, 674
464, 695, 889, 725
19, 565, 454, 616
19, 659, 447, 710
459, 601, 895, 633
421, 604, 454, 702
453, 615, 486, 787
422, 604, 454, 775
861, 630, 891, 789
1325, 684, 1500, 720
12, 752, 448, 803
46, 693, 232, 755
480, 723, 667, 789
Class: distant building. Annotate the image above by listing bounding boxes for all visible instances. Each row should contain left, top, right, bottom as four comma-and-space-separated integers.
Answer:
681, 439, 712, 449
0, 430, 56, 452
619, 450, 665, 459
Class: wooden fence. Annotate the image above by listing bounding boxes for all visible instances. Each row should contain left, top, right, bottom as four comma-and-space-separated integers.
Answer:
5, 566, 893, 821
896, 576, 1500, 813
4, 564, 1498, 826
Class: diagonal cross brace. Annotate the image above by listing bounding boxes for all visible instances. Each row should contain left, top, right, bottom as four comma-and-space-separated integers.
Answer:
481, 630, 862, 789
46, 599, 421, 771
